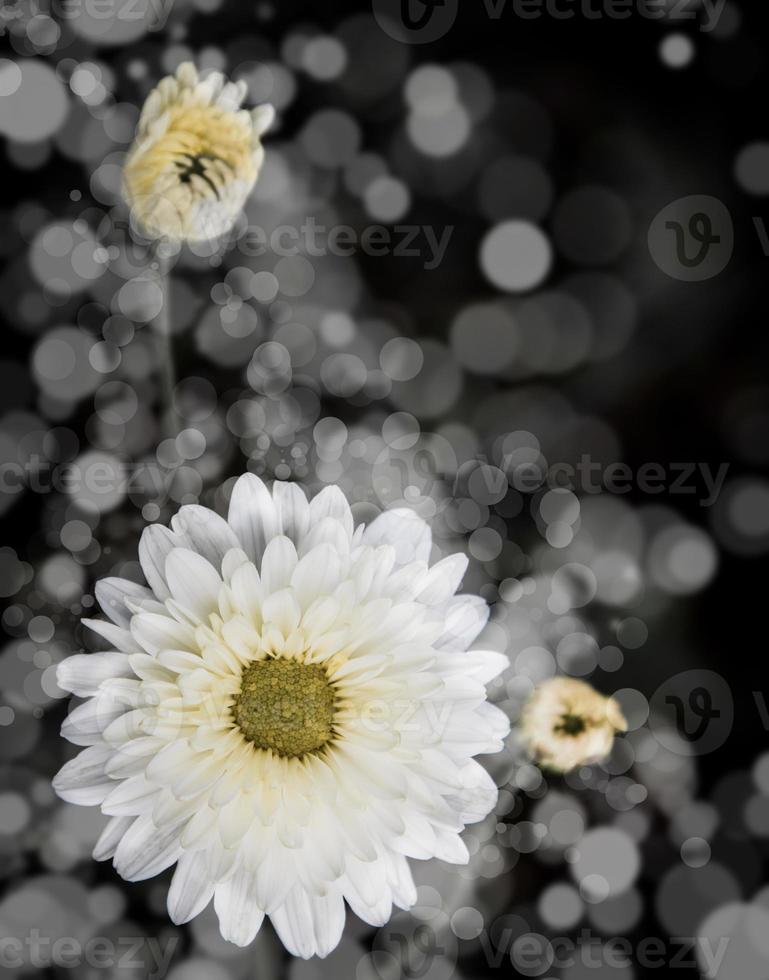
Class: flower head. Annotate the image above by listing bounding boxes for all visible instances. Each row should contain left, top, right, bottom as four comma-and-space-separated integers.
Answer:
520, 677, 627, 773
122, 63, 274, 243
53, 475, 510, 958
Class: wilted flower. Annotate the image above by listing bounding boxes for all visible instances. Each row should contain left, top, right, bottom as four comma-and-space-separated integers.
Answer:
520, 676, 627, 773
53, 475, 510, 958
122, 62, 274, 243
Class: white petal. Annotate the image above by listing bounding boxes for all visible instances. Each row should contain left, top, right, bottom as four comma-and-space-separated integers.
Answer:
61, 698, 126, 747
207, 841, 239, 882
476, 700, 511, 742
270, 888, 345, 959
153, 792, 199, 834
363, 508, 431, 564
432, 830, 469, 864
139, 524, 183, 600
130, 611, 197, 656
228, 474, 279, 563
309, 486, 354, 539
101, 775, 159, 816
229, 562, 263, 621
260, 589, 301, 637
167, 753, 227, 801
388, 853, 417, 910
272, 481, 310, 544
57, 652, 132, 696
101, 707, 146, 745
416, 554, 468, 605
342, 852, 388, 911
221, 547, 251, 582
299, 518, 351, 558
299, 596, 341, 639
394, 811, 436, 859
157, 649, 205, 674
469, 649, 509, 684
291, 545, 342, 609
192, 73, 219, 106
217, 79, 246, 111
175, 61, 198, 88
199, 69, 224, 101
93, 815, 133, 861
95, 578, 153, 627
137, 88, 163, 131
259, 535, 298, 593
214, 869, 265, 946
114, 814, 184, 881
381, 561, 429, 601
165, 548, 222, 622
180, 807, 217, 850
82, 619, 138, 654
145, 739, 199, 785
366, 545, 398, 597
168, 850, 215, 925
52, 743, 114, 805
253, 843, 295, 912
252, 103, 275, 137
128, 653, 175, 683
446, 761, 499, 825
170, 505, 241, 574
218, 793, 255, 849
435, 595, 489, 651
105, 737, 165, 778
438, 648, 508, 687
341, 863, 392, 927
333, 744, 407, 800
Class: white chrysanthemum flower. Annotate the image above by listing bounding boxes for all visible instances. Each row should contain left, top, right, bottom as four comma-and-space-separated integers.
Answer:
520, 677, 627, 773
123, 62, 274, 243
53, 475, 510, 958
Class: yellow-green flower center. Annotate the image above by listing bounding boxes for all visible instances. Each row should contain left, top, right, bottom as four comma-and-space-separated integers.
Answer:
233, 659, 336, 758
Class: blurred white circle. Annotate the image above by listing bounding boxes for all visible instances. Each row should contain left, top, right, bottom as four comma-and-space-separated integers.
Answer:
660, 33, 695, 69
0, 59, 68, 142
480, 221, 552, 292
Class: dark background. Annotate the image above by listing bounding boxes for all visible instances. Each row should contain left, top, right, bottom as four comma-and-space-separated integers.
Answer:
1, 0, 768, 978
